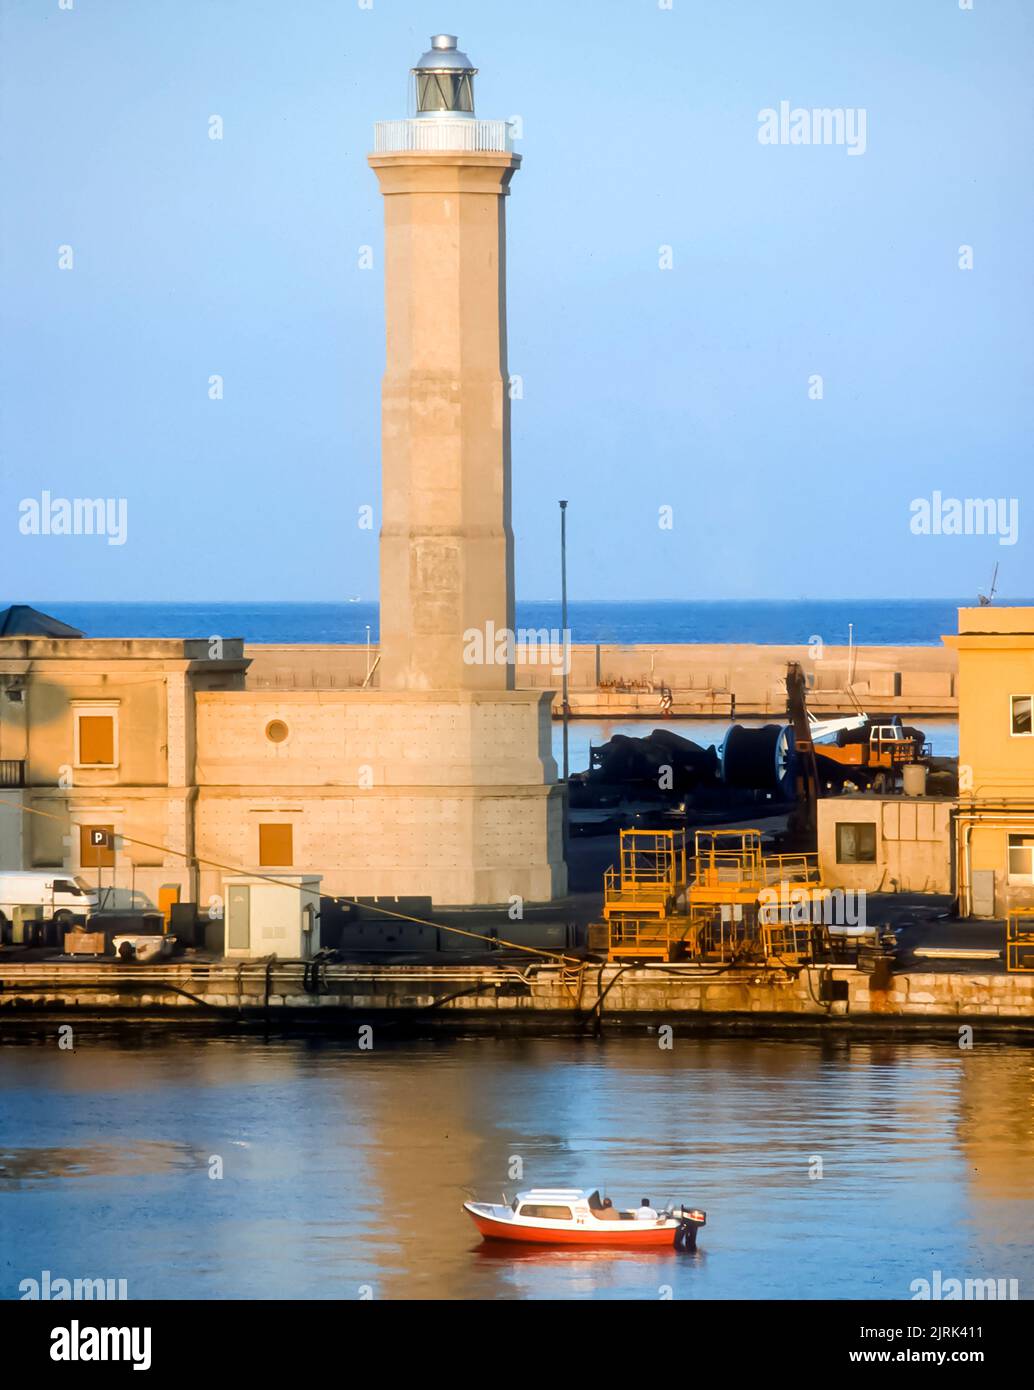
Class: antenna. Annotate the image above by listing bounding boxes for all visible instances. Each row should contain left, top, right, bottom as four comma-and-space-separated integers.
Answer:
978, 562, 999, 607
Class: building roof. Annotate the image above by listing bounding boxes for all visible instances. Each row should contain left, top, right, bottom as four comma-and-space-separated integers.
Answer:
516, 1188, 590, 1200
955, 606, 1034, 636
0, 605, 84, 638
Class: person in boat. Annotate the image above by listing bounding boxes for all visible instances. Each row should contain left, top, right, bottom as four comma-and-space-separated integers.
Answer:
634, 1198, 659, 1221
593, 1196, 622, 1221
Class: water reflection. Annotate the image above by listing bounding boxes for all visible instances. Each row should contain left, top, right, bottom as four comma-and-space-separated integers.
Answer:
0, 1032, 1030, 1300
0, 1141, 206, 1185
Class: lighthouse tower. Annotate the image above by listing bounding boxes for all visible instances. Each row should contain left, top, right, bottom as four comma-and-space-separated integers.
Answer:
367, 37, 566, 903
369, 35, 518, 692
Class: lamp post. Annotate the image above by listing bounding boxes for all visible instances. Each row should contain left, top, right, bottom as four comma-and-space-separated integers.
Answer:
559, 500, 569, 785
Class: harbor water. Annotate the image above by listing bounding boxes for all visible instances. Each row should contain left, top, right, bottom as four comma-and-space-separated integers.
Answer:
2, 1032, 1030, 1301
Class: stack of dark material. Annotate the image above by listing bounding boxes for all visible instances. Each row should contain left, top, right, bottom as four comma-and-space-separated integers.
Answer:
89, 911, 164, 936
319, 895, 434, 950
169, 903, 202, 948
590, 729, 719, 791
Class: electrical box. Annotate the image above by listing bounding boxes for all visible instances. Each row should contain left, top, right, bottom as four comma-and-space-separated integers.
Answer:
221, 875, 321, 960
971, 870, 996, 919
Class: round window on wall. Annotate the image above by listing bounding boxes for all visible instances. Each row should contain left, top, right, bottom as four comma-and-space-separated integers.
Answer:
265, 719, 289, 744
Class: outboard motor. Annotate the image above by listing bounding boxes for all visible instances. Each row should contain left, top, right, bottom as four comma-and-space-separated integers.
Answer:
674, 1205, 707, 1250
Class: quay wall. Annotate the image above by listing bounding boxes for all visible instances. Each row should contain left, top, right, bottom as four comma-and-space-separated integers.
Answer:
1, 961, 1030, 1033
245, 643, 957, 718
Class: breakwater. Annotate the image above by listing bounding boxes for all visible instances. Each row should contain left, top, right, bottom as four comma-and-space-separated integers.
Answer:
245, 643, 957, 718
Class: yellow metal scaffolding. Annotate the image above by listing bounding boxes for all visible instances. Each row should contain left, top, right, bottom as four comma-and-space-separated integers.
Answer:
601, 829, 688, 960
1006, 910, 1034, 973
599, 827, 825, 965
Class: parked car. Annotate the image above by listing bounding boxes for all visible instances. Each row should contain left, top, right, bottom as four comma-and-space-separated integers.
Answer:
0, 871, 99, 942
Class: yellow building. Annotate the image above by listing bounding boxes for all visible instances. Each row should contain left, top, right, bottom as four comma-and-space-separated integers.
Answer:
0, 613, 562, 917
817, 793, 954, 896
944, 607, 1034, 918
0, 613, 247, 916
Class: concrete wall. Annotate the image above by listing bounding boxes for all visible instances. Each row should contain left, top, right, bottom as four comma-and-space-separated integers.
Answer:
4, 961, 1034, 1029
245, 641, 957, 716
194, 689, 566, 906
0, 789, 23, 869
818, 795, 954, 894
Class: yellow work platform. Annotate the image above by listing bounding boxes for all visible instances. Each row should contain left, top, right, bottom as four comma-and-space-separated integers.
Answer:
602, 828, 687, 922
1006, 910, 1034, 973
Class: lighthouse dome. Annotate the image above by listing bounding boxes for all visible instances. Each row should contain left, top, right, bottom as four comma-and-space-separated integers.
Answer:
412, 35, 477, 116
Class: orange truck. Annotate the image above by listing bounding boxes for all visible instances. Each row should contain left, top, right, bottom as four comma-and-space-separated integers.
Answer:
816, 722, 930, 778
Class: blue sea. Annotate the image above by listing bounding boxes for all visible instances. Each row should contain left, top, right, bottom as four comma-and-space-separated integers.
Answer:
11, 599, 1008, 646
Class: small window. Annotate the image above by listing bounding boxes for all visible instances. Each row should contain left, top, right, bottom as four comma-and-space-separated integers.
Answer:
836, 822, 877, 865
52, 879, 83, 896
265, 720, 289, 744
517, 1204, 573, 1221
1008, 834, 1034, 882
78, 714, 115, 766
81, 825, 115, 869
259, 823, 293, 867
1011, 696, 1032, 736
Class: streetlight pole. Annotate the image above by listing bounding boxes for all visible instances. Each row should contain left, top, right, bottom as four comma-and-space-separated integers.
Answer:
559, 500, 569, 785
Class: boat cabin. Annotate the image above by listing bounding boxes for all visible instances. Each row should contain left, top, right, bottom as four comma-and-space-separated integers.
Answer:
510, 1188, 638, 1222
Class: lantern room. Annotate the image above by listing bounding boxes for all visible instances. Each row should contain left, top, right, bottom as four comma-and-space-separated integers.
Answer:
412, 34, 477, 117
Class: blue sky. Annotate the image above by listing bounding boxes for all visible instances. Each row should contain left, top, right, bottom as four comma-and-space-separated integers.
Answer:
1, 0, 1031, 602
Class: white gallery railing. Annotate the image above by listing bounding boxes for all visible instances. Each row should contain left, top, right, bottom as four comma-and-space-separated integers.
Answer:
373, 118, 514, 154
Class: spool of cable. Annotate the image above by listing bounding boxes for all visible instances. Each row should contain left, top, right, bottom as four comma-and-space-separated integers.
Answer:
719, 724, 795, 796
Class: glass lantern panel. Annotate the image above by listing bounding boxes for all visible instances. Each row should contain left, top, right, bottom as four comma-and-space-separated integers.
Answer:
416, 72, 474, 113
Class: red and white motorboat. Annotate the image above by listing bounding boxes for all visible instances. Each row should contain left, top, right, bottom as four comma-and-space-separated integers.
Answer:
463, 1188, 706, 1249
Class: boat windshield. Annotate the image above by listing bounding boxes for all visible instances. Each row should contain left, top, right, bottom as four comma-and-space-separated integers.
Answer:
587, 1190, 602, 1210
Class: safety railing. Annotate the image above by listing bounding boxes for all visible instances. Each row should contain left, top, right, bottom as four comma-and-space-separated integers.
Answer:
603, 829, 687, 919
760, 854, 822, 885
606, 916, 699, 960
617, 828, 686, 889
690, 831, 819, 893
373, 118, 514, 154
691, 829, 764, 889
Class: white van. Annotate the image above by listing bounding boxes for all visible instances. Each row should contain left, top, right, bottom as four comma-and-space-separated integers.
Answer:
0, 872, 99, 938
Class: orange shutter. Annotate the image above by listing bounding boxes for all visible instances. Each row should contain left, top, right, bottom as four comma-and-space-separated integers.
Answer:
79, 715, 114, 765
259, 823, 293, 867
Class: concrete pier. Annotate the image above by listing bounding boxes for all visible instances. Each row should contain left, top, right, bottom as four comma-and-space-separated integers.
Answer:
2, 959, 1031, 1033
